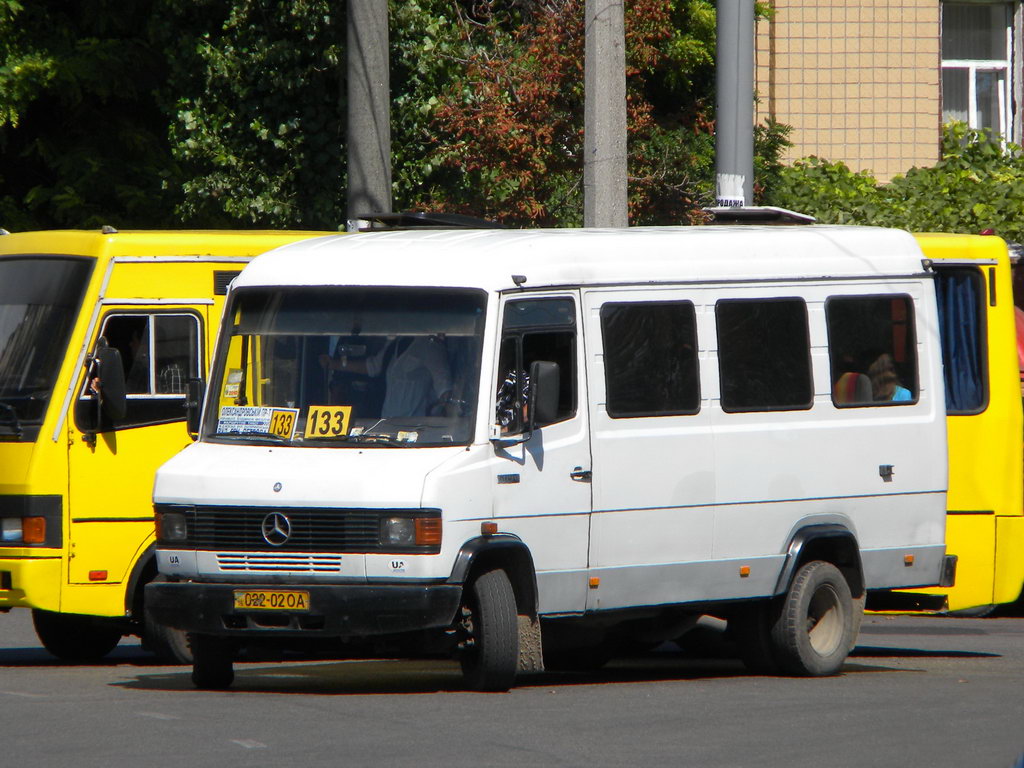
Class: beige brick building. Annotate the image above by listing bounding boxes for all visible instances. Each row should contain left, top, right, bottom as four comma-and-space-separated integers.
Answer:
756, 1, 1022, 182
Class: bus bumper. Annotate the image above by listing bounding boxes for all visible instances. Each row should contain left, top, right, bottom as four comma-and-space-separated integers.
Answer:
0, 554, 63, 611
145, 580, 464, 638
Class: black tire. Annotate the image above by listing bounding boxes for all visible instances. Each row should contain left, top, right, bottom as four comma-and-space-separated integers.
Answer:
459, 568, 519, 692
144, 611, 193, 665
190, 633, 235, 690
32, 609, 122, 661
771, 560, 854, 676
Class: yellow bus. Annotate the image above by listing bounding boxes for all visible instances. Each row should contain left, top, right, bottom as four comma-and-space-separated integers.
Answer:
0, 228, 329, 661
880, 233, 1024, 614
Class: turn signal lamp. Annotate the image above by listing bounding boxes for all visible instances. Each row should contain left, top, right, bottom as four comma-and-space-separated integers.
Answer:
22, 517, 46, 544
415, 518, 442, 548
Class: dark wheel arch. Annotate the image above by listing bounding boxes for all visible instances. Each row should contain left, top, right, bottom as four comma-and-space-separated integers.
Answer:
449, 535, 538, 619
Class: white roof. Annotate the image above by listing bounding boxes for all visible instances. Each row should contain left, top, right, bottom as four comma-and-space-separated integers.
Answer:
235, 225, 927, 293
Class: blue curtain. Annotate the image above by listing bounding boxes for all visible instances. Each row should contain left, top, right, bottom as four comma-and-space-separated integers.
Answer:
935, 270, 985, 413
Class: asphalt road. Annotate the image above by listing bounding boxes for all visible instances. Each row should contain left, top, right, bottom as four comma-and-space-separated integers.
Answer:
1, 608, 1022, 768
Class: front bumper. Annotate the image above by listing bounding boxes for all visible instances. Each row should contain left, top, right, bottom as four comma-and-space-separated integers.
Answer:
145, 580, 463, 638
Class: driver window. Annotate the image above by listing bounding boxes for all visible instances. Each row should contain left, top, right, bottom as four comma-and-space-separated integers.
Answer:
496, 297, 577, 434
74, 312, 201, 431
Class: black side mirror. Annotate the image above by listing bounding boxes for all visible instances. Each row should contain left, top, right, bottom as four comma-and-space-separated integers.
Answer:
186, 377, 205, 439
80, 338, 127, 445
528, 360, 560, 430
92, 338, 127, 421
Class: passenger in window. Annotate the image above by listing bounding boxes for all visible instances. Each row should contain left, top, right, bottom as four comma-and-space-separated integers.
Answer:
868, 352, 912, 402
159, 362, 186, 394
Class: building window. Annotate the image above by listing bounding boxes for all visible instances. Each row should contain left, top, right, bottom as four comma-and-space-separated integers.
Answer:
941, 2, 1014, 138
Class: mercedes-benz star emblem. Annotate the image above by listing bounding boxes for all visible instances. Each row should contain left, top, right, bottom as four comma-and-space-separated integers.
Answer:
261, 512, 292, 546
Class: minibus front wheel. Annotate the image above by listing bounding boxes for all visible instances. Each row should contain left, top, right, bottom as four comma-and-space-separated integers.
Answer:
32, 609, 122, 661
457, 568, 519, 692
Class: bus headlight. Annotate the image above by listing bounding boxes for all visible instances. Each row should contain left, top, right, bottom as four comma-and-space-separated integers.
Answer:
1, 518, 22, 543
380, 515, 441, 551
1, 517, 45, 544
155, 511, 188, 542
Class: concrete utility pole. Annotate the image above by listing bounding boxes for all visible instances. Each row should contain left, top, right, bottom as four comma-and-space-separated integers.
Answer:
584, 0, 628, 228
715, 0, 755, 207
347, 0, 392, 227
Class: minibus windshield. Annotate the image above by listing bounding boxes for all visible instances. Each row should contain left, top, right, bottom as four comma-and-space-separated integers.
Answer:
0, 256, 94, 440
205, 286, 487, 447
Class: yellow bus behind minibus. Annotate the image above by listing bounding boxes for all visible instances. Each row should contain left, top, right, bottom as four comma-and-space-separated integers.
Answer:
0, 228, 329, 661
880, 233, 1024, 615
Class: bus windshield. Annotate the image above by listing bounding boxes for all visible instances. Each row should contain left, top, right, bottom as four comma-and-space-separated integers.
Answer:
205, 286, 487, 447
0, 256, 94, 440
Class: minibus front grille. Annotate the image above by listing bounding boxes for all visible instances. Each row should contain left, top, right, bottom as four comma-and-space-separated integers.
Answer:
179, 505, 436, 553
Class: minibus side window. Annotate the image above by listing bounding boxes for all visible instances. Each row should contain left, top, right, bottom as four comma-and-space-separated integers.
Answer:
600, 301, 699, 417
75, 312, 201, 431
825, 295, 918, 407
497, 298, 576, 433
716, 298, 813, 412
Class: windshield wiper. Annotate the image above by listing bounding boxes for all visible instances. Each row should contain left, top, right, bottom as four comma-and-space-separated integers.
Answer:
0, 402, 23, 437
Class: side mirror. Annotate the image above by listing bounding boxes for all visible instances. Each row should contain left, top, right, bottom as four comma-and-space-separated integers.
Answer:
186, 377, 205, 439
92, 338, 127, 421
528, 360, 560, 429
489, 360, 560, 448
80, 338, 127, 445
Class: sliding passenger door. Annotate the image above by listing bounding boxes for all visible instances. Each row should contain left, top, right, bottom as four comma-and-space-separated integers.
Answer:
583, 288, 715, 611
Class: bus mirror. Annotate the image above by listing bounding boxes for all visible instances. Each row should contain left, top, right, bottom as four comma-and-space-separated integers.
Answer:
528, 360, 559, 429
92, 339, 127, 421
186, 377, 205, 439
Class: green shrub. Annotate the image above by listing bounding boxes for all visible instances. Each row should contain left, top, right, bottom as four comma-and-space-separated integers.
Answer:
767, 122, 1024, 242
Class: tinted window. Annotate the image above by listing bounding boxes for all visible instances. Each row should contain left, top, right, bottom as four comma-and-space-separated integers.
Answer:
601, 301, 699, 417
717, 298, 812, 412
826, 295, 918, 407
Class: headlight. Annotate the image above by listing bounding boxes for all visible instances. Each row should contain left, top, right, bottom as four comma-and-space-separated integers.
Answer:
1, 518, 22, 543
155, 511, 188, 542
380, 516, 442, 550
381, 517, 416, 547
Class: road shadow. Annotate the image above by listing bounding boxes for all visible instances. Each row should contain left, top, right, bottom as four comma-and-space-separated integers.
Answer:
0, 644, 178, 668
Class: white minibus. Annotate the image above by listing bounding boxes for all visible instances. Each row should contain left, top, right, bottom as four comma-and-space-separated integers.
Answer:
147, 225, 954, 690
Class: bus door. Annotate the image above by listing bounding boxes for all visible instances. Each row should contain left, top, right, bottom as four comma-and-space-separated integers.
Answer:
65, 306, 205, 602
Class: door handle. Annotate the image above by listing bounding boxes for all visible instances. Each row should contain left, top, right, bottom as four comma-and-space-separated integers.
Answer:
570, 466, 592, 482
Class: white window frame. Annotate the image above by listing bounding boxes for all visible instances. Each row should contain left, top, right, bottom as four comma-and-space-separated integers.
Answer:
941, 2, 1015, 139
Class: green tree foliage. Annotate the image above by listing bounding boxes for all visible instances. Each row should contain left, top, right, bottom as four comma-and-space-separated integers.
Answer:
0, 0, 178, 230
767, 122, 1024, 242
158, 0, 346, 228
404, 0, 788, 226
2, 0, 788, 230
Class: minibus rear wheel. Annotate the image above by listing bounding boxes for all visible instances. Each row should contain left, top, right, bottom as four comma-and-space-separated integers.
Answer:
190, 633, 235, 689
771, 560, 854, 676
32, 609, 122, 661
458, 568, 519, 692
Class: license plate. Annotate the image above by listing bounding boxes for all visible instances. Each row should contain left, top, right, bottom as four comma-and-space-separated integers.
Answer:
233, 589, 310, 611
